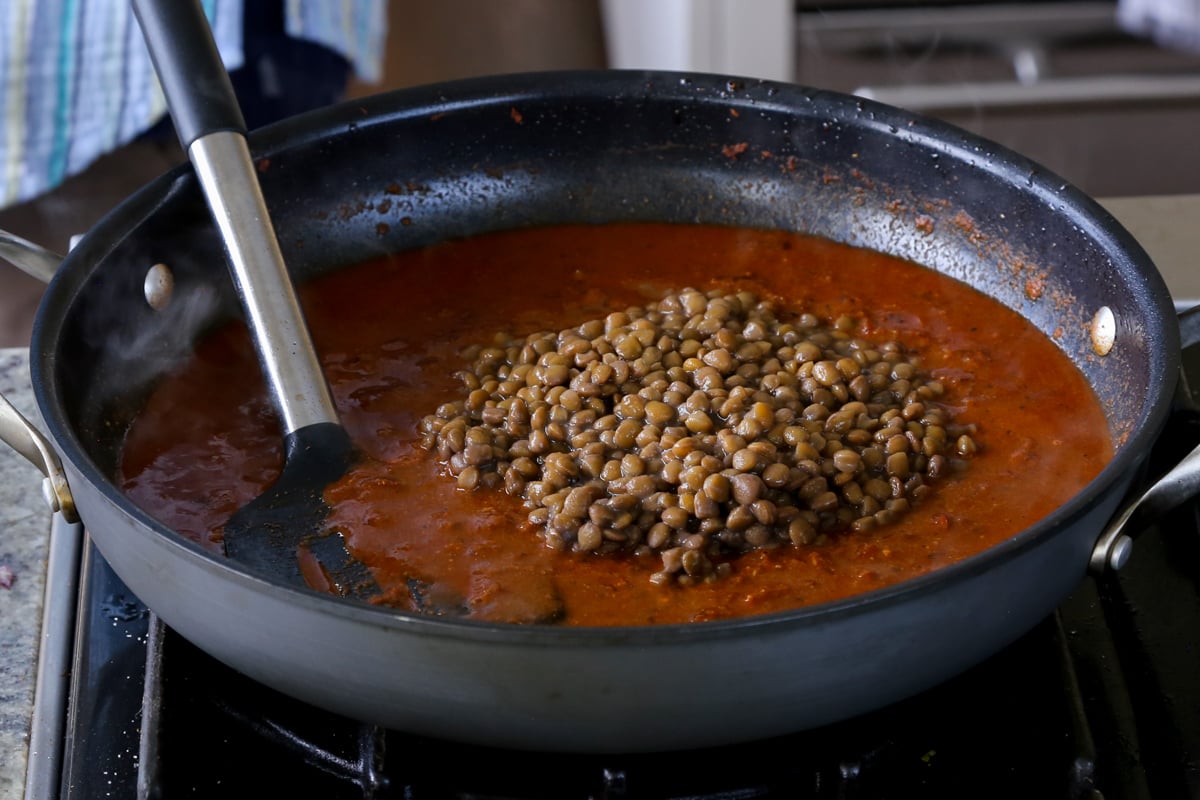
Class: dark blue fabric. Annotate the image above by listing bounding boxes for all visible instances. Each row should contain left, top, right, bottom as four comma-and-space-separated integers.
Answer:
231, 0, 351, 130
141, 0, 351, 142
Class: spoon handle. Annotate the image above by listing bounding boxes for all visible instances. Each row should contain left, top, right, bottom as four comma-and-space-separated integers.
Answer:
132, 0, 339, 435
0, 227, 62, 284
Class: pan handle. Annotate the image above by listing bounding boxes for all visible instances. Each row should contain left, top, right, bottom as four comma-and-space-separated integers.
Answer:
0, 229, 77, 520
1090, 304, 1200, 573
0, 394, 78, 522
0, 228, 63, 284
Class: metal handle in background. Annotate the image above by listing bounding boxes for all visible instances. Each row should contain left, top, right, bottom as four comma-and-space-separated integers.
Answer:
1090, 304, 1200, 573
0, 227, 75, 524
0, 387, 77, 522
0, 228, 63, 284
0, 229, 78, 520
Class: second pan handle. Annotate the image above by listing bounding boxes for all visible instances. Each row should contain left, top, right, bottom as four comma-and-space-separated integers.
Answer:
1090, 304, 1200, 573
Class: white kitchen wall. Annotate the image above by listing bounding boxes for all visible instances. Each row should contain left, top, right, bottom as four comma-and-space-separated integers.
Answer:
600, 0, 794, 81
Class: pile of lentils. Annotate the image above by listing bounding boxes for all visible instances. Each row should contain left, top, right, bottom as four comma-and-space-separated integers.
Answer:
418, 287, 978, 586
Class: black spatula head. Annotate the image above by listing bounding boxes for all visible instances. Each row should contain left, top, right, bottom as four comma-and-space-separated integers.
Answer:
221, 422, 375, 595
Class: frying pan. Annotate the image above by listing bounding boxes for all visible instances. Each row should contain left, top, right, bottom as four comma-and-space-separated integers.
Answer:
1, 71, 1195, 753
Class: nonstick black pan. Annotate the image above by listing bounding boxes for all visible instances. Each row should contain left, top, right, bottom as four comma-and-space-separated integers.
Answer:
1, 70, 1193, 752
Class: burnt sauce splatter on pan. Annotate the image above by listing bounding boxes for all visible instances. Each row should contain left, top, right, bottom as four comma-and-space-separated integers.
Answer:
118, 223, 1112, 626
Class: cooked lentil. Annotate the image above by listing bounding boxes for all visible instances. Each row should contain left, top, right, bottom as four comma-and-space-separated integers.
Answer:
420, 287, 977, 585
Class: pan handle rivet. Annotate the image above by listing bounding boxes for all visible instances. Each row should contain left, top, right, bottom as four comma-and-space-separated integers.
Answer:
144, 263, 174, 310
1090, 306, 1115, 356
1108, 534, 1133, 570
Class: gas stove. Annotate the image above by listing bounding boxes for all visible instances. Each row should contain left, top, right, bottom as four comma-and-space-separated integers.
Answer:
20, 330, 1200, 799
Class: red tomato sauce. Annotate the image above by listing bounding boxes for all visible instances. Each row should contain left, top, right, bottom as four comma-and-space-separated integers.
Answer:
118, 223, 1112, 626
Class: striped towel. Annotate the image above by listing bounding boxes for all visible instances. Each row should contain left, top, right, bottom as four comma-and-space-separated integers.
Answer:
1119, 0, 1200, 52
0, 0, 385, 208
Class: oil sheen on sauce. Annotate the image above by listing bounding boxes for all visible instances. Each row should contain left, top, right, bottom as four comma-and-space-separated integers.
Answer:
118, 223, 1113, 626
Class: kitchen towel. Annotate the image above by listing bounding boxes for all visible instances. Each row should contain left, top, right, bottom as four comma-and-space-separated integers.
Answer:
0, 0, 386, 209
1118, 0, 1200, 52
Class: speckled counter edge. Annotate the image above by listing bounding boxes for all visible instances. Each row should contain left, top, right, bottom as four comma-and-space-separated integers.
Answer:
0, 349, 52, 799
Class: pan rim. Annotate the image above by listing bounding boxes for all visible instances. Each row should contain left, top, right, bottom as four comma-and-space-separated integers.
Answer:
30, 68, 1180, 645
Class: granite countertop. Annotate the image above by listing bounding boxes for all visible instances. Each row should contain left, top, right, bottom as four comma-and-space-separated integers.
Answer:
0, 349, 51, 799
0, 194, 1194, 797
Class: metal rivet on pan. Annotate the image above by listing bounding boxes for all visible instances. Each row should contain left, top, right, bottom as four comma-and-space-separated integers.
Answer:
1090, 306, 1115, 356
1108, 534, 1134, 571
144, 263, 174, 310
